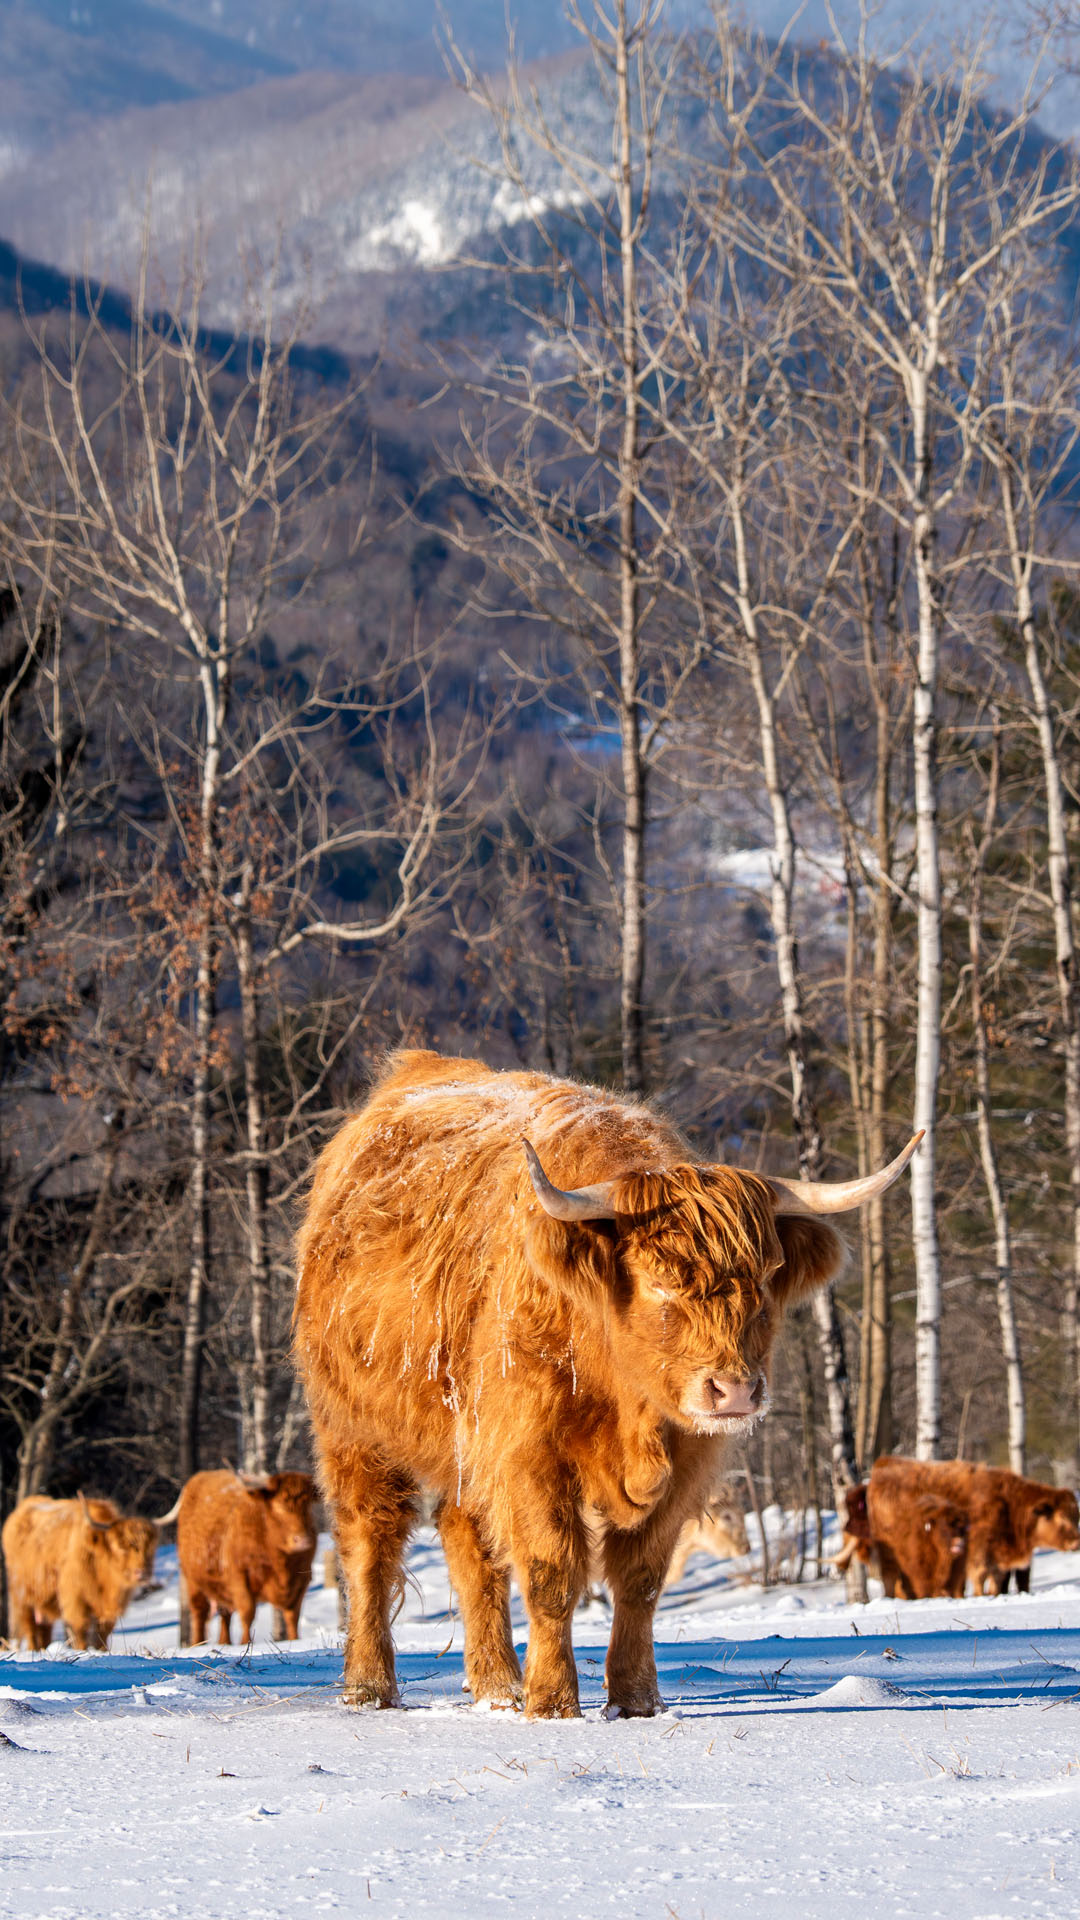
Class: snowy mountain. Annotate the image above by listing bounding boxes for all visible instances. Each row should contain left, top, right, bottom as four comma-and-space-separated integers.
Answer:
0, 0, 1072, 353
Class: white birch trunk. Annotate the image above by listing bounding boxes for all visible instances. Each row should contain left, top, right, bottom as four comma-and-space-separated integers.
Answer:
968, 720, 1025, 1474
179, 658, 227, 1481
614, 0, 646, 1096
235, 862, 272, 1477
731, 477, 858, 1504
999, 466, 1080, 1464
909, 358, 944, 1461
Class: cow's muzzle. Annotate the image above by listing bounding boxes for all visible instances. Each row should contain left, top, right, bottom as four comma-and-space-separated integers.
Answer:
702, 1373, 766, 1418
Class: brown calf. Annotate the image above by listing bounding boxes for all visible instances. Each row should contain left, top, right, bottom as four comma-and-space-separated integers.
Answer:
175, 1469, 318, 1645
2, 1493, 157, 1649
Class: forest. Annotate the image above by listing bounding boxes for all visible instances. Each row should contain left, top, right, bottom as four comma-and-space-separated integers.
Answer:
4, 0, 1080, 1587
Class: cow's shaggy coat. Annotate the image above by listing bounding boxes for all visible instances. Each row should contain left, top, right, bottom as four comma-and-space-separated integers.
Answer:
2, 1494, 157, 1648
294, 1049, 851, 1718
175, 1470, 318, 1645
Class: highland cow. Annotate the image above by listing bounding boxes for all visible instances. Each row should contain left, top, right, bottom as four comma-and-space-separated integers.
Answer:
294, 1049, 919, 1718
2, 1493, 157, 1649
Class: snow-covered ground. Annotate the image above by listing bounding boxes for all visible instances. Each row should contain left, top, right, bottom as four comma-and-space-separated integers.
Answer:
5, 1520, 1080, 1919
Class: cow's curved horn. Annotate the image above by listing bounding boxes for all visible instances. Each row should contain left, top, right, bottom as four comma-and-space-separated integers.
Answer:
153, 1496, 182, 1527
237, 1470, 275, 1491
767, 1131, 925, 1216
522, 1139, 620, 1221
77, 1490, 114, 1532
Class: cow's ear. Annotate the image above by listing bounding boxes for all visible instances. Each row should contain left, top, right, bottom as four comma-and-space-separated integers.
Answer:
770, 1216, 846, 1307
523, 1214, 618, 1314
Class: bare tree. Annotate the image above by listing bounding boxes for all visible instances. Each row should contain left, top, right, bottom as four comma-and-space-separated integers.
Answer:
445, 0, 710, 1093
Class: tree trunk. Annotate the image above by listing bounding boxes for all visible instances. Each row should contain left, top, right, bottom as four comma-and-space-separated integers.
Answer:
909, 358, 944, 1461
734, 495, 859, 1507
967, 717, 1025, 1474
998, 464, 1080, 1466
862, 653, 899, 1467
179, 671, 226, 1484
18, 1111, 124, 1499
234, 862, 272, 1477
614, 0, 646, 1096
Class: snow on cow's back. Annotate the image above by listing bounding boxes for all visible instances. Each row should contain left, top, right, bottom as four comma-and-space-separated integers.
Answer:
299, 1049, 690, 1255
367, 1047, 687, 1188
292, 1048, 690, 1387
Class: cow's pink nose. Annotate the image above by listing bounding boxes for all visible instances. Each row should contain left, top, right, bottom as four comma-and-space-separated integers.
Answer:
706, 1375, 761, 1416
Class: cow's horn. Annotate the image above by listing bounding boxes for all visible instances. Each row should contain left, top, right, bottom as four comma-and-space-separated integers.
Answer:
237, 1469, 275, 1490
767, 1132, 925, 1216
522, 1139, 620, 1221
153, 1495, 182, 1527
77, 1490, 114, 1532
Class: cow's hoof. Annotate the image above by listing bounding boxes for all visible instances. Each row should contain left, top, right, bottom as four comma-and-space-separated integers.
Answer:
341, 1684, 401, 1709
523, 1697, 581, 1720
603, 1695, 665, 1719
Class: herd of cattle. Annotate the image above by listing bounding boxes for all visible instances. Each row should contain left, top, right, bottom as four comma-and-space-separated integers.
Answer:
2, 1469, 318, 1651
1, 1051, 1078, 1716
836, 1456, 1080, 1597
2, 1454, 1076, 1651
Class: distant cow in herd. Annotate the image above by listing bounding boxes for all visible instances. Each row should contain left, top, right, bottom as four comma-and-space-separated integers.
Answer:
2, 1493, 158, 1649
171, 1469, 318, 1645
666, 1482, 750, 1587
837, 1457, 1080, 1598
294, 1046, 920, 1717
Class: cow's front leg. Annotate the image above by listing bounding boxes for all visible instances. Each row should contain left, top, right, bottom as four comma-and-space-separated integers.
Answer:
437, 1498, 522, 1708
602, 1502, 689, 1718
503, 1460, 587, 1719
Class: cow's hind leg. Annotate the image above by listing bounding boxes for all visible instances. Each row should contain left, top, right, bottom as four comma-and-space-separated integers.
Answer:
322, 1439, 416, 1708
437, 1499, 522, 1707
187, 1590, 211, 1644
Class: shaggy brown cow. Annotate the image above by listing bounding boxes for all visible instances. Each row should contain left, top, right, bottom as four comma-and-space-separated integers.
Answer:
866, 1477, 968, 1598
665, 1484, 750, 1586
2, 1493, 157, 1649
868, 1457, 1080, 1595
175, 1469, 318, 1645
294, 1047, 919, 1718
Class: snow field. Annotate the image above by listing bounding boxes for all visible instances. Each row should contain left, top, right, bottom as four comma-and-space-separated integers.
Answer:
4, 1526, 1080, 1919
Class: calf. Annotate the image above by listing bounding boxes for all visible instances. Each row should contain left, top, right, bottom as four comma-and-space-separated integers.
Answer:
175, 1469, 318, 1645
2, 1493, 158, 1649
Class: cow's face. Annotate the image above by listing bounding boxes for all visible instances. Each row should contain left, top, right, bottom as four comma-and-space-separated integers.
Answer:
532, 1165, 844, 1435
920, 1500, 967, 1562
1032, 1491, 1080, 1552
107, 1518, 159, 1590
842, 1484, 871, 1542
261, 1474, 317, 1556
